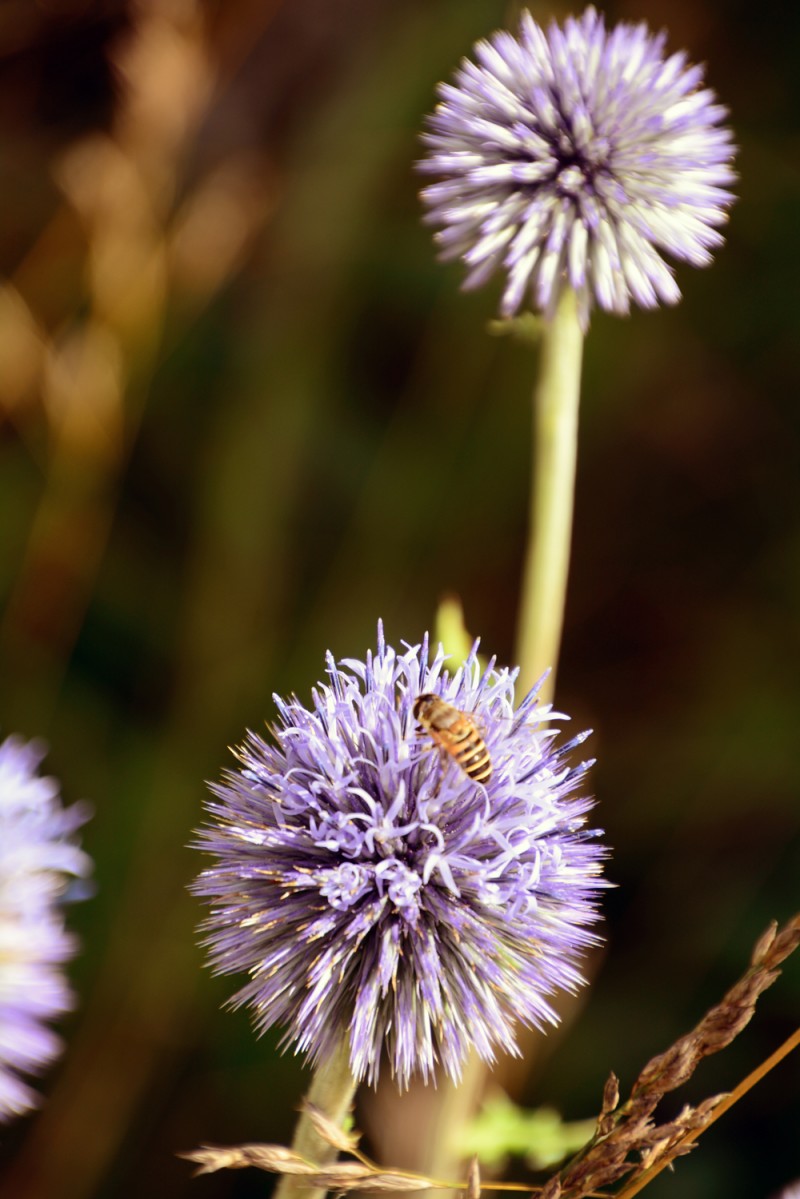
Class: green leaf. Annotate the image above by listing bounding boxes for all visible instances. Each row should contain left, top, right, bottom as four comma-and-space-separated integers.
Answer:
453, 1091, 595, 1171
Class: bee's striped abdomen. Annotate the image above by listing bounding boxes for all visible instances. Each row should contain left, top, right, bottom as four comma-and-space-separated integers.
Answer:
413, 693, 493, 785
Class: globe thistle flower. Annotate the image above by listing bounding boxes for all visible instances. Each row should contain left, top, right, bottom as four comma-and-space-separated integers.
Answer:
419, 6, 736, 328
192, 625, 607, 1088
0, 735, 91, 1122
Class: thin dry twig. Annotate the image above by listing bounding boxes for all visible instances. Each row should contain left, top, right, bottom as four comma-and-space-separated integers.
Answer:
542, 913, 800, 1199
615, 1024, 800, 1199
466, 1156, 482, 1199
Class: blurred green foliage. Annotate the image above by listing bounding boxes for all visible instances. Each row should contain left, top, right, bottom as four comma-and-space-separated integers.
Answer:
456, 1092, 595, 1171
0, 2, 798, 1198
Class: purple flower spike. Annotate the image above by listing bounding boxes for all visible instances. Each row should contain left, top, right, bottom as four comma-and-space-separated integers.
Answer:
0, 736, 91, 1122
419, 7, 736, 328
192, 625, 607, 1088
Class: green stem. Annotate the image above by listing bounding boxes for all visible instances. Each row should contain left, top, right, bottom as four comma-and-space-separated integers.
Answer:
515, 286, 585, 702
419, 292, 585, 1196
274, 1038, 358, 1199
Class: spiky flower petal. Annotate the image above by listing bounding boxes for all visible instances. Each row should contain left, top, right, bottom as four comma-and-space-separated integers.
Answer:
192, 626, 607, 1088
0, 736, 91, 1121
419, 6, 736, 328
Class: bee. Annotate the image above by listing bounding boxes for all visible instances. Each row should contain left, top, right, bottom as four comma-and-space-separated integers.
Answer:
412, 693, 492, 785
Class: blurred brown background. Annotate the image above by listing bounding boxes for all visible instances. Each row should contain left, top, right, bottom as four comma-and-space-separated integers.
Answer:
0, 1, 798, 1196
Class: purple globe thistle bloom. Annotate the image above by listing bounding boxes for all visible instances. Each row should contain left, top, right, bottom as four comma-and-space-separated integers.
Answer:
192, 625, 607, 1088
419, 7, 736, 328
0, 736, 91, 1122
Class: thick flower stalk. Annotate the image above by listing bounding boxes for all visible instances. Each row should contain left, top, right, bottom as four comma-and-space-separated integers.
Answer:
192, 626, 607, 1089
419, 6, 736, 328
0, 735, 91, 1122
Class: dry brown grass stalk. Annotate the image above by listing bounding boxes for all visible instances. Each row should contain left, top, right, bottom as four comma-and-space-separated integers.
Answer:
181, 914, 800, 1198
537, 912, 800, 1199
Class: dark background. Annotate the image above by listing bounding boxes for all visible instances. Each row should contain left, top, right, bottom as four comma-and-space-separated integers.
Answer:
0, 1, 798, 1196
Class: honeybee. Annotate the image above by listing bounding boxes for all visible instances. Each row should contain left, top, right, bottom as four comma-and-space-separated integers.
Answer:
412, 693, 492, 785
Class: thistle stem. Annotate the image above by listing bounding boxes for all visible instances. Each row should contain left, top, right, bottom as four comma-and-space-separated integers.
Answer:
274, 1038, 358, 1199
515, 287, 584, 702
418, 290, 586, 1197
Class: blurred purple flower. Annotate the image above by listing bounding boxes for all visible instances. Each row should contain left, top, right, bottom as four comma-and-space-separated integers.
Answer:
419, 6, 736, 328
192, 625, 607, 1088
0, 736, 91, 1122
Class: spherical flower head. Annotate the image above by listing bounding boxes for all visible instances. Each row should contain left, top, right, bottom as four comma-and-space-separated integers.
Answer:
0, 736, 91, 1122
419, 7, 736, 328
192, 625, 607, 1088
